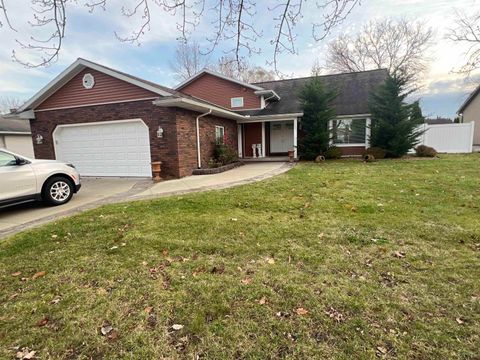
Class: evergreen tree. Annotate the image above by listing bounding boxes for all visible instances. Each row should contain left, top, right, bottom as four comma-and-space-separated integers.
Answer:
369, 75, 425, 157
298, 78, 337, 160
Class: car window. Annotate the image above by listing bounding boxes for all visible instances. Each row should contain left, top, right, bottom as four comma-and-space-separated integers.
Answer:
0, 151, 17, 167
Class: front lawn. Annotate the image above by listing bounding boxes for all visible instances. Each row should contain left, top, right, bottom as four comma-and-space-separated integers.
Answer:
1, 155, 479, 359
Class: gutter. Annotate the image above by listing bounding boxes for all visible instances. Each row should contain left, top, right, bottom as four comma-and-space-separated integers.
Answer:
196, 109, 212, 168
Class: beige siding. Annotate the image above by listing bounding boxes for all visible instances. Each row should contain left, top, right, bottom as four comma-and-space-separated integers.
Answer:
3, 135, 35, 157
462, 94, 480, 145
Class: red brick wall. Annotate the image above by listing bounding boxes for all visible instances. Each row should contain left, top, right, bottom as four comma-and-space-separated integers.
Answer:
339, 146, 366, 156
179, 73, 261, 110
175, 109, 238, 177
30, 100, 238, 178
37, 68, 158, 110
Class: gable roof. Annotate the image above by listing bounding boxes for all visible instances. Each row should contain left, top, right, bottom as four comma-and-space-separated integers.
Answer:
0, 116, 31, 134
175, 69, 265, 91
458, 84, 480, 114
18, 58, 177, 112
238, 69, 389, 117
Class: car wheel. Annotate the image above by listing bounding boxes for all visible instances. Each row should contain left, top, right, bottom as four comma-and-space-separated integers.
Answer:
42, 177, 74, 206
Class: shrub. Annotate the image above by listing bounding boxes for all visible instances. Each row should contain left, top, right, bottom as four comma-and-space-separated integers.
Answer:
415, 145, 437, 157
363, 147, 387, 159
213, 144, 238, 165
324, 146, 342, 159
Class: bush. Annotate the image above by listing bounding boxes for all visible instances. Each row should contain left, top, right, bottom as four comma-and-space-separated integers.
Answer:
213, 144, 238, 165
415, 145, 437, 157
363, 147, 387, 159
324, 146, 342, 159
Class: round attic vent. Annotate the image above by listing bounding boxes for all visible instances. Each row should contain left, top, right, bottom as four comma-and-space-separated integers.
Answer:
82, 73, 95, 89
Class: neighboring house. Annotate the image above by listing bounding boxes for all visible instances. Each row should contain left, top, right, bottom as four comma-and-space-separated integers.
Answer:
14, 58, 386, 178
0, 116, 34, 157
458, 86, 480, 145
425, 117, 453, 125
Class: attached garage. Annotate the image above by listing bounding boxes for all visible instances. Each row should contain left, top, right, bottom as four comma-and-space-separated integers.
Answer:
53, 119, 152, 177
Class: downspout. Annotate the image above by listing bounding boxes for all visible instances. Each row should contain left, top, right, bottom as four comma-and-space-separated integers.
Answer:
196, 109, 212, 168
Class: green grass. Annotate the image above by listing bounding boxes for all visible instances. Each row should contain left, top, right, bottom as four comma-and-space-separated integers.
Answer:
1, 155, 479, 359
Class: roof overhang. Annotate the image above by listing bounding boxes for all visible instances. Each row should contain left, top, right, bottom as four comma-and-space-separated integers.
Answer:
254, 89, 281, 101
237, 113, 303, 123
17, 58, 173, 113
0, 131, 31, 135
175, 69, 265, 92
153, 97, 245, 121
457, 84, 480, 114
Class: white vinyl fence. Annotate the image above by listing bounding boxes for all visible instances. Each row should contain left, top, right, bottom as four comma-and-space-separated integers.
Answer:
416, 122, 475, 153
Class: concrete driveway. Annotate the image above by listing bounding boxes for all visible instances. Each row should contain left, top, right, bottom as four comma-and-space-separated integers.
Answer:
0, 177, 144, 238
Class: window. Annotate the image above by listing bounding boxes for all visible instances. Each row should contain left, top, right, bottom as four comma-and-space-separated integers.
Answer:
0, 151, 17, 167
332, 118, 367, 145
215, 126, 225, 145
231, 97, 244, 108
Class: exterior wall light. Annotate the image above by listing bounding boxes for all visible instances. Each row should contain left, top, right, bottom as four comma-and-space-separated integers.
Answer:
157, 126, 164, 138
35, 134, 44, 144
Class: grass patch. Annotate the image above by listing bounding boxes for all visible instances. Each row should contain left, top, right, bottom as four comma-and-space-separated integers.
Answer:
1, 154, 479, 359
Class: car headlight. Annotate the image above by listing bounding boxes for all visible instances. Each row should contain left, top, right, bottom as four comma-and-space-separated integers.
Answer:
67, 163, 76, 169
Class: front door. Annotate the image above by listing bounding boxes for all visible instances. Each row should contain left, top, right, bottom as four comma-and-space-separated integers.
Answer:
270, 121, 294, 153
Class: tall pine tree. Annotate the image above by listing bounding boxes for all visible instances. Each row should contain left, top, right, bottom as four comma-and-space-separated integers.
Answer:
369, 75, 425, 157
298, 78, 337, 160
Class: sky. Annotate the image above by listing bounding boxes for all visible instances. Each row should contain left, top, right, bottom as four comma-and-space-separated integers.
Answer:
0, 0, 478, 118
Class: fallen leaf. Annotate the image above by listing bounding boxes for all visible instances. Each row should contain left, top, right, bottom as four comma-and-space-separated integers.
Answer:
376, 346, 388, 355
230, 218, 238, 222
51, 234, 58, 239
16, 348, 36, 359
393, 251, 406, 258
32, 271, 46, 280
51, 298, 61, 305
241, 277, 252, 285
171, 324, 184, 331
100, 321, 113, 336
162, 249, 169, 257
144, 306, 154, 314
258, 297, 267, 305
11, 271, 22, 277
107, 330, 119, 341
318, 233, 324, 238
456, 317, 465, 325
36, 317, 49, 327
295, 307, 309, 316
266, 257, 275, 265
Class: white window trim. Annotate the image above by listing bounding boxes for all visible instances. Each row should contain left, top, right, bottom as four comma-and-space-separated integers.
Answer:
231, 97, 244, 108
329, 117, 370, 147
215, 125, 225, 145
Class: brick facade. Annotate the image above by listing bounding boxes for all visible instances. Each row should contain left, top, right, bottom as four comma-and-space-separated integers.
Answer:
31, 99, 237, 178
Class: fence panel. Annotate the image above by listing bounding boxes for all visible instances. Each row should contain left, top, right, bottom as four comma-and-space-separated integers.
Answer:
417, 123, 474, 153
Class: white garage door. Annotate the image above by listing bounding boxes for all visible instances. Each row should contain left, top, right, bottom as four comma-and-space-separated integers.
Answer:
54, 119, 152, 177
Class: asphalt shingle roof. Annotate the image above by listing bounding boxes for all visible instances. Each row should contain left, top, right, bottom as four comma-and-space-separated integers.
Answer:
238, 69, 388, 117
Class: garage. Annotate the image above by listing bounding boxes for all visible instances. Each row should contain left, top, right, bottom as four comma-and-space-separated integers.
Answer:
53, 119, 152, 177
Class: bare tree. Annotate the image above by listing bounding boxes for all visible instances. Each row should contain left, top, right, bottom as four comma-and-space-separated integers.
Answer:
215, 56, 275, 83
0, 0, 360, 72
170, 41, 209, 81
311, 58, 325, 76
0, 96, 23, 114
448, 10, 480, 75
326, 18, 434, 84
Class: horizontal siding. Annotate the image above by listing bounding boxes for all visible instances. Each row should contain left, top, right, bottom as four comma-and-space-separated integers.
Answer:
36, 68, 159, 110
180, 73, 261, 110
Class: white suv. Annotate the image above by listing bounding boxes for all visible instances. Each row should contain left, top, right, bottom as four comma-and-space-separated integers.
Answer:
0, 149, 81, 208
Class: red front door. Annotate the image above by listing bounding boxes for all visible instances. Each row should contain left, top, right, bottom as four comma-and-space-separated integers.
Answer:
243, 123, 262, 157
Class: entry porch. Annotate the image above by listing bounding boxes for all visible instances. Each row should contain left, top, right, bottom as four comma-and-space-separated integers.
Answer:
237, 117, 298, 160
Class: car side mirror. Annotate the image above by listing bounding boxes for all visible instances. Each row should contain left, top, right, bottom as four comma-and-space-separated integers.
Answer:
15, 157, 30, 165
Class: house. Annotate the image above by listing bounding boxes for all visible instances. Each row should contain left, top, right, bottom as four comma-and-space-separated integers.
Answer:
425, 117, 453, 125
458, 86, 480, 146
14, 58, 387, 178
0, 115, 35, 157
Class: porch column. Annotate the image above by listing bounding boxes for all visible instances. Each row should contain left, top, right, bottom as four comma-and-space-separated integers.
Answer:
261, 122, 266, 157
237, 124, 243, 158
293, 118, 298, 159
